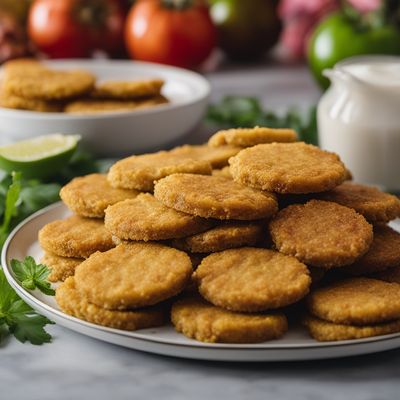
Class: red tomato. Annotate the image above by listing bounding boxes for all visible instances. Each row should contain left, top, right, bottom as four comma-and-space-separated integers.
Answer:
125, 0, 216, 68
28, 0, 125, 58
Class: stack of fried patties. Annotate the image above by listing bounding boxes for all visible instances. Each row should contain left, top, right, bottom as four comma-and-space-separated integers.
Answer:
40, 126, 400, 344
0, 58, 167, 114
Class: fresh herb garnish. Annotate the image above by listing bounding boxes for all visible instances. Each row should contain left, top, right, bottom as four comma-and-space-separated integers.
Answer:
0, 269, 53, 345
0, 147, 111, 347
206, 96, 318, 145
0, 172, 22, 248
11, 256, 55, 296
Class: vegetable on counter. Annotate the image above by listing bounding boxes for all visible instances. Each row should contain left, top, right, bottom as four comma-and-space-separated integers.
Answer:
206, 96, 318, 145
125, 0, 216, 68
28, 0, 126, 58
209, 0, 281, 61
308, 2, 400, 88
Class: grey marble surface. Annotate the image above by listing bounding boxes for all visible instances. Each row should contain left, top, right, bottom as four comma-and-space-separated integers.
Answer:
2, 324, 400, 400
4, 63, 399, 400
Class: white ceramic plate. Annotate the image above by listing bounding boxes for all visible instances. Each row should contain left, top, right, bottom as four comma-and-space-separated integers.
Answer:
0, 60, 210, 157
3, 202, 400, 362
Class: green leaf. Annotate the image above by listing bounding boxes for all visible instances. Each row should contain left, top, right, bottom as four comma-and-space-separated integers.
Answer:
3, 171, 21, 225
19, 183, 61, 215
7, 301, 53, 345
0, 268, 20, 314
0, 269, 53, 345
11, 257, 55, 296
0, 323, 9, 343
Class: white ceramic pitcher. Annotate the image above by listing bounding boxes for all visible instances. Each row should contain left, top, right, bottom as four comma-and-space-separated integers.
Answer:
318, 55, 400, 193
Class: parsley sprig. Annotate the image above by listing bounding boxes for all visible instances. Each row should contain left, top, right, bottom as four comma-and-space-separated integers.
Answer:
0, 269, 53, 345
11, 256, 55, 296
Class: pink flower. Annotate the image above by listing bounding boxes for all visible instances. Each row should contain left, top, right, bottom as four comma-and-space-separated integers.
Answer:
347, 0, 381, 13
279, 0, 339, 60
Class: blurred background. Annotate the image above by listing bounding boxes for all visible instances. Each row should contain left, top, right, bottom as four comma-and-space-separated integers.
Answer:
0, 0, 395, 87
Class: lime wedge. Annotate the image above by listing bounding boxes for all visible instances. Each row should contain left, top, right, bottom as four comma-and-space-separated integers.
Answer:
0, 134, 81, 179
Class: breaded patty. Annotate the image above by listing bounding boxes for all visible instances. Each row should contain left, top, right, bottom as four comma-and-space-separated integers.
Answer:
64, 95, 168, 114
346, 225, 400, 275
171, 221, 264, 253
170, 144, 241, 169
211, 166, 232, 178
104, 193, 213, 241
269, 200, 373, 268
193, 248, 311, 312
38, 215, 114, 258
208, 127, 297, 147
56, 277, 166, 330
307, 277, 400, 325
107, 150, 212, 192
74, 242, 192, 310
303, 314, 400, 342
3, 67, 95, 100
171, 296, 288, 343
318, 182, 400, 223
41, 252, 83, 282
154, 174, 278, 220
91, 79, 164, 99
0, 92, 63, 112
60, 173, 139, 218
229, 142, 347, 194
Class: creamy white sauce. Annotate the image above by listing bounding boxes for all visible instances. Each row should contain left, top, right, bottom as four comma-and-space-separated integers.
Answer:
318, 58, 400, 192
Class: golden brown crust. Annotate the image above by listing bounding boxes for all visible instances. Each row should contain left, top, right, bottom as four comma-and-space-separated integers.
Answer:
107, 151, 212, 192
211, 166, 232, 178
56, 277, 166, 330
2, 58, 44, 74
60, 174, 139, 218
64, 95, 168, 114
307, 277, 400, 325
38, 215, 115, 258
154, 174, 278, 220
74, 242, 192, 310
171, 221, 264, 253
303, 314, 400, 342
0, 92, 63, 112
41, 252, 83, 282
269, 200, 373, 268
170, 144, 241, 169
318, 182, 400, 223
208, 127, 297, 147
3, 68, 95, 100
193, 248, 311, 312
229, 142, 347, 194
91, 79, 164, 99
171, 296, 288, 343
346, 225, 400, 275
104, 193, 213, 241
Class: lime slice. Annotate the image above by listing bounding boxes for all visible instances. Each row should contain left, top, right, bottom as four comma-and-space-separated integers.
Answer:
0, 134, 81, 179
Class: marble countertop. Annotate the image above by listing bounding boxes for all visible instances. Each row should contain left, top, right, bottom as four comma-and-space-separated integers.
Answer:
3, 324, 400, 400
3, 62, 399, 400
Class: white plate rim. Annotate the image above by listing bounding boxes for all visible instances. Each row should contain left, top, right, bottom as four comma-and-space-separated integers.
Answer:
3, 202, 400, 359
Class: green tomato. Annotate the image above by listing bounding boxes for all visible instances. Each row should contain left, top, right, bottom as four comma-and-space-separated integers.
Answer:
308, 12, 400, 89
210, 0, 281, 61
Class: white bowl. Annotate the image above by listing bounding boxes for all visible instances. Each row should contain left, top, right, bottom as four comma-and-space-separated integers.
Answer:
0, 59, 210, 157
